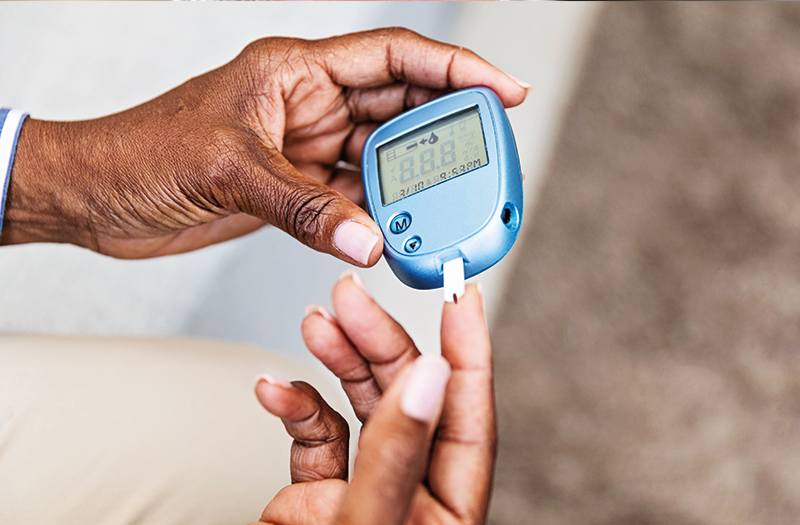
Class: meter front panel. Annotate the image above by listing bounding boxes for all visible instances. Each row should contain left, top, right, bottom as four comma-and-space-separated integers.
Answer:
361, 87, 523, 289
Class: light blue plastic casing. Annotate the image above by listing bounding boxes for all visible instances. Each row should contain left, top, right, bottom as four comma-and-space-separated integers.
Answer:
361, 87, 523, 289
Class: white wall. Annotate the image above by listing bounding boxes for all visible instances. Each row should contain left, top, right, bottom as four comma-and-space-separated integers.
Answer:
0, 3, 597, 362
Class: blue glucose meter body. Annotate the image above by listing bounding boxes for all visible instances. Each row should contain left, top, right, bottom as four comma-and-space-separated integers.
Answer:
361, 87, 523, 289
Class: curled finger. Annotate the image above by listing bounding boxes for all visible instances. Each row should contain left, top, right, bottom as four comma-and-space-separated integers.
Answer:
256, 375, 350, 483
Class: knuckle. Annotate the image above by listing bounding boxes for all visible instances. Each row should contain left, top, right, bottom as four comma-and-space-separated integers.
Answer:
281, 186, 340, 245
239, 37, 308, 72
240, 37, 270, 56
380, 26, 418, 41
292, 383, 350, 444
291, 443, 349, 483
203, 128, 250, 182
190, 127, 257, 212
240, 36, 285, 59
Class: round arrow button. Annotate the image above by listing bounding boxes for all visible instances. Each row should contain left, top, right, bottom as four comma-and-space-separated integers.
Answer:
404, 236, 422, 254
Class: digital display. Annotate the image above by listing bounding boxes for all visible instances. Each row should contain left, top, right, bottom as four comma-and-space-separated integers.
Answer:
377, 106, 489, 206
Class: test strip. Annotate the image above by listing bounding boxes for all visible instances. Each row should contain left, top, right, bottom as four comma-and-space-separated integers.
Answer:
443, 257, 465, 303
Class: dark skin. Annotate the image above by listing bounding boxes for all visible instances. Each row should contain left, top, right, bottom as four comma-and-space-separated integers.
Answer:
254, 280, 495, 525
4, 28, 527, 264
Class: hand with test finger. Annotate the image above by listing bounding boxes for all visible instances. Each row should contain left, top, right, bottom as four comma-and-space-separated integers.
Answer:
253, 277, 495, 524
5, 28, 528, 262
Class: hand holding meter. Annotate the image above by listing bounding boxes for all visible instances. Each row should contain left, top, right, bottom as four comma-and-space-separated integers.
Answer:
361, 87, 523, 301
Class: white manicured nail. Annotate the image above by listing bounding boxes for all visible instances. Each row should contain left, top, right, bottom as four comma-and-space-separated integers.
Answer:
338, 269, 373, 299
255, 374, 293, 389
304, 303, 335, 323
507, 74, 531, 90
401, 355, 451, 422
333, 220, 380, 266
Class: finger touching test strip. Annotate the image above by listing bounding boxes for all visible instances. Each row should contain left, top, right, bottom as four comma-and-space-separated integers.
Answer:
361, 87, 524, 295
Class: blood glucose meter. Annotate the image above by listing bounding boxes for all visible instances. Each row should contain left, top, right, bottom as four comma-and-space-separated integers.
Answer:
361, 87, 523, 298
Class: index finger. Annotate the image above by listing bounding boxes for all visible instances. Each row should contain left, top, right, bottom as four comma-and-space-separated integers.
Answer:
421, 283, 496, 523
314, 27, 529, 108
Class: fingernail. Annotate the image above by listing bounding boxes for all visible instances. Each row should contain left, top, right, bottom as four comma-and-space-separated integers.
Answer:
507, 74, 531, 90
304, 303, 335, 323
338, 269, 373, 300
401, 355, 451, 422
333, 220, 380, 266
255, 373, 293, 389
476, 281, 486, 313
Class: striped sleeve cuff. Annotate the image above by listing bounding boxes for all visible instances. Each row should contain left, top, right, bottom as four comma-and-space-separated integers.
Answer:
0, 108, 30, 241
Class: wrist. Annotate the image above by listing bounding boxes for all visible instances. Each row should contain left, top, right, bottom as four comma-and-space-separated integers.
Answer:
2, 118, 95, 246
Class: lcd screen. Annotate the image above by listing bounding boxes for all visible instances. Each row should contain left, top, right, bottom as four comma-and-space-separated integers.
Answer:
377, 106, 489, 206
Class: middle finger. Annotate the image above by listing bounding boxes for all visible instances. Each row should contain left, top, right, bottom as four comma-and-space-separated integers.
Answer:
332, 272, 421, 392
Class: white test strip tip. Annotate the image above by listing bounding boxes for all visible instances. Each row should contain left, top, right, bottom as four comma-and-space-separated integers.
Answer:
443, 257, 465, 303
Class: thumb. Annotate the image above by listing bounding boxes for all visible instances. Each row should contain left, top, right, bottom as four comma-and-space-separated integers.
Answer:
335, 355, 451, 525
231, 143, 383, 267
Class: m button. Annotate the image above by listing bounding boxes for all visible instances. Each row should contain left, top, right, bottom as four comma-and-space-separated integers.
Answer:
389, 212, 412, 235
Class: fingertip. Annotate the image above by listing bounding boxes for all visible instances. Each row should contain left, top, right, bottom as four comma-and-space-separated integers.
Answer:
441, 282, 492, 369
506, 73, 531, 91
256, 378, 327, 424
336, 269, 374, 300
366, 233, 385, 267
301, 309, 352, 370
475, 281, 486, 312
442, 282, 488, 334
256, 373, 294, 389
400, 355, 451, 422
444, 282, 483, 312
505, 84, 529, 108
255, 374, 298, 417
304, 303, 336, 324
494, 73, 529, 108
472, 281, 484, 303
333, 219, 382, 267
302, 305, 341, 359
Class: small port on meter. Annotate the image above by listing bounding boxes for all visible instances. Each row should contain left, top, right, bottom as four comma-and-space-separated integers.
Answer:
501, 202, 519, 230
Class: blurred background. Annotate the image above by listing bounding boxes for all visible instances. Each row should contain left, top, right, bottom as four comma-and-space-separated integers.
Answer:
4, 2, 800, 524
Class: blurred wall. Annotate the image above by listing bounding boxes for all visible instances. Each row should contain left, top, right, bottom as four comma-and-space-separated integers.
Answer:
0, 3, 597, 361
490, 4, 800, 524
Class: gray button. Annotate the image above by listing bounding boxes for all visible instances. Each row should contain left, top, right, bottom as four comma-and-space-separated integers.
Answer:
404, 236, 422, 253
389, 212, 412, 235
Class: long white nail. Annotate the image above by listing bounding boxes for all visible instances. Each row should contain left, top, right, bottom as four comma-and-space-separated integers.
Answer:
255, 373, 293, 389
401, 355, 451, 422
338, 269, 373, 299
507, 73, 532, 90
333, 220, 380, 266
304, 303, 335, 323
